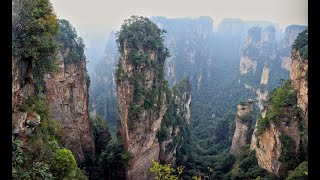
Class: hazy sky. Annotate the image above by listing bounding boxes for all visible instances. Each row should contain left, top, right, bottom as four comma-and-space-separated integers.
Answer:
51, 0, 307, 64
51, 0, 307, 31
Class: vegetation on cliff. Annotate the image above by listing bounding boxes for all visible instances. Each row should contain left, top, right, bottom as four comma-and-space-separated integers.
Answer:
12, 0, 90, 179
255, 80, 299, 136
56, 19, 86, 64
13, 94, 87, 179
225, 145, 276, 180
12, 0, 59, 82
157, 77, 192, 167
292, 29, 308, 59
115, 16, 170, 131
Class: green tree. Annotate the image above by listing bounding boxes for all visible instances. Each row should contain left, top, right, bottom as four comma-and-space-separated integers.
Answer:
56, 19, 86, 63
286, 161, 308, 180
12, 0, 59, 81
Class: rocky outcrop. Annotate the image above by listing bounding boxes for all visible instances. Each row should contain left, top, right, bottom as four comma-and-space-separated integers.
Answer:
281, 57, 292, 71
279, 25, 307, 71
151, 16, 215, 89
159, 78, 191, 164
12, 57, 41, 137
43, 50, 95, 160
240, 56, 257, 75
230, 100, 254, 154
116, 18, 169, 179
290, 49, 308, 126
279, 25, 307, 50
251, 47, 308, 176
250, 119, 301, 176
260, 66, 270, 85
238, 25, 306, 113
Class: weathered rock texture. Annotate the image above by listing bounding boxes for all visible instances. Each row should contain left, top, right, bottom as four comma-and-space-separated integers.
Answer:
240, 56, 257, 75
117, 43, 168, 180
260, 66, 270, 85
230, 100, 254, 154
250, 120, 301, 176
239, 25, 306, 113
250, 49, 308, 176
159, 80, 191, 164
12, 57, 40, 137
43, 50, 95, 160
290, 49, 308, 127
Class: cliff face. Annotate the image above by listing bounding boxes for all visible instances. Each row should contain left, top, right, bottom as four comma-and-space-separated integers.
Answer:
250, 119, 301, 176
116, 17, 171, 179
279, 25, 307, 72
290, 49, 308, 127
250, 47, 308, 176
159, 78, 191, 164
239, 25, 306, 113
12, 57, 39, 137
230, 100, 254, 154
151, 16, 214, 89
43, 49, 95, 160
117, 43, 168, 179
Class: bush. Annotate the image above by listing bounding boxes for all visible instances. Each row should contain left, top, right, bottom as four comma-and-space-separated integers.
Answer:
292, 29, 308, 60
286, 161, 308, 180
279, 134, 298, 169
51, 148, 79, 179
255, 80, 297, 136
12, 0, 59, 82
56, 19, 86, 64
97, 140, 132, 179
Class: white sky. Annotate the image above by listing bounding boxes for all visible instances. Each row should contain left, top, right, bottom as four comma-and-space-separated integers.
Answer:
51, 0, 307, 32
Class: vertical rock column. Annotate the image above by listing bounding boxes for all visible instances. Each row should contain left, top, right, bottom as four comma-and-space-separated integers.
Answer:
230, 100, 254, 154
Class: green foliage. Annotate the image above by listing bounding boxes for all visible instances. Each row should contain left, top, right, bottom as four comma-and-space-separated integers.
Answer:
89, 115, 111, 154
51, 148, 79, 179
97, 140, 132, 179
292, 29, 308, 59
279, 134, 298, 169
13, 93, 88, 180
229, 145, 275, 180
115, 16, 170, 132
149, 160, 184, 180
56, 19, 86, 64
239, 100, 246, 106
255, 80, 297, 136
268, 80, 296, 108
286, 161, 308, 180
238, 114, 253, 123
116, 15, 169, 55
12, 0, 59, 81
173, 76, 192, 95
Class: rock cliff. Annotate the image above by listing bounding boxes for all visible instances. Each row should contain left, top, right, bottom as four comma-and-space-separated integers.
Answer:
12, 18, 95, 161
290, 49, 308, 127
12, 57, 39, 137
43, 49, 95, 160
116, 16, 170, 180
250, 32, 308, 176
230, 100, 254, 154
239, 25, 306, 113
159, 78, 191, 164
151, 16, 214, 89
